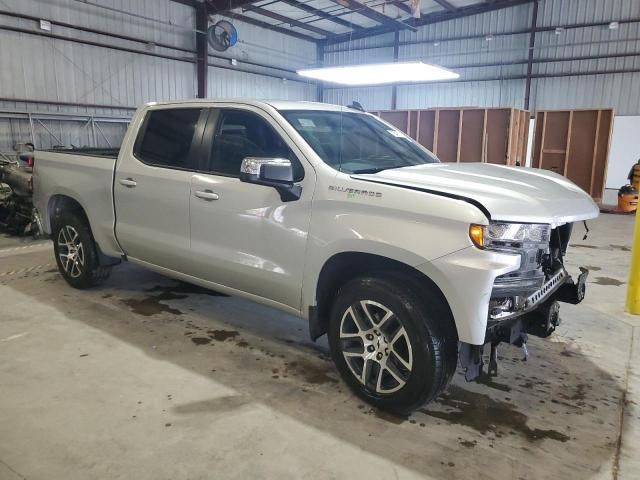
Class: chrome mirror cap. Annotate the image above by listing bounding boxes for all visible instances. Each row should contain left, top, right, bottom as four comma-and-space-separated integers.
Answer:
239, 157, 301, 202
240, 157, 291, 176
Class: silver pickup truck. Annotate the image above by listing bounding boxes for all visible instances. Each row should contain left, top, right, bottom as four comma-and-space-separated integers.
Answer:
33, 99, 599, 413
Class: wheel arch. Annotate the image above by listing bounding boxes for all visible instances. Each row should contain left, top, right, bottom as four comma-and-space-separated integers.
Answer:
48, 194, 90, 230
47, 194, 120, 267
309, 251, 457, 342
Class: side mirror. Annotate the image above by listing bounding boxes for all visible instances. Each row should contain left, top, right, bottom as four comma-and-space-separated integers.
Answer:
240, 157, 302, 202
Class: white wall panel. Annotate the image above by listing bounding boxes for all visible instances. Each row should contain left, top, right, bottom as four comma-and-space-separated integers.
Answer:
608, 116, 640, 189
324, 86, 394, 111
215, 15, 317, 71
322, 0, 640, 115
0, 29, 196, 107
0, 0, 319, 150
208, 67, 316, 101
397, 79, 525, 109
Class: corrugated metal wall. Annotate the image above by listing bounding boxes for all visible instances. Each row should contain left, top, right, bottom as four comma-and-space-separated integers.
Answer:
207, 16, 318, 101
531, 0, 640, 114
0, 0, 317, 151
324, 0, 640, 115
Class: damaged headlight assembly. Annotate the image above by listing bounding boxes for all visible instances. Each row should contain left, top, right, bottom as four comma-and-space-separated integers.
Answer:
469, 222, 551, 251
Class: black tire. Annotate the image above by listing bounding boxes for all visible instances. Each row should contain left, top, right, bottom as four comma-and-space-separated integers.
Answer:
52, 211, 111, 289
328, 274, 457, 415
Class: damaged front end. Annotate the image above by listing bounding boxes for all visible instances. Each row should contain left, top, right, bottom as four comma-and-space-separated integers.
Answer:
459, 222, 589, 381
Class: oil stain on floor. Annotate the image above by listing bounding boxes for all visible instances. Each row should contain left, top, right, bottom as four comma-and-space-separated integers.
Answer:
418, 385, 570, 442
593, 277, 625, 286
121, 281, 229, 316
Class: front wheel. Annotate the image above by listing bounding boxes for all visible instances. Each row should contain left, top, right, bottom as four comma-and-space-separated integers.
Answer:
328, 274, 457, 414
52, 212, 111, 289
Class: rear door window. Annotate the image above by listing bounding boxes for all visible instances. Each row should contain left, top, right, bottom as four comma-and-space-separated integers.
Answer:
134, 108, 203, 169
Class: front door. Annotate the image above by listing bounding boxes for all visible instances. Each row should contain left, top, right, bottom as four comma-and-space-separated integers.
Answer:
115, 107, 206, 273
188, 107, 314, 309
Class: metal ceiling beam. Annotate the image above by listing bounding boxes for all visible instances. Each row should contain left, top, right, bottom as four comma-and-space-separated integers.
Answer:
408, 0, 534, 27
327, 0, 416, 31
524, 0, 538, 110
279, 0, 364, 30
206, 0, 257, 13
322, 0, 536, 45
247, 6, 333, 36
196, 2, 209, 98
169, 0, 198, 7
388, 0, 411, 14
431, 0, 456, 11
225, 12, 319, 41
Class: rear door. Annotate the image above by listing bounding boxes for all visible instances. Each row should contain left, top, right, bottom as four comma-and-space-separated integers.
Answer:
114, 107, 206, 273
188, 106, 315, 309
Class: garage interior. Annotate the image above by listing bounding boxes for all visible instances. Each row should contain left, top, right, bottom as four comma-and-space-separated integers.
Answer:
1, 0, 640, 479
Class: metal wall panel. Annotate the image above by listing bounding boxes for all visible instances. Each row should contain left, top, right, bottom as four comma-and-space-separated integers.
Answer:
530, 0, 640, 114
0, 0, 195, 51
323, 0, 640, 114
397, 79, 526, 109
324, 86, 394, 111
208, 67, 317, 101
216, 15, 318, 71
0, 29, 196, 108
324, 3, 533, 109
0, 0, 319, 150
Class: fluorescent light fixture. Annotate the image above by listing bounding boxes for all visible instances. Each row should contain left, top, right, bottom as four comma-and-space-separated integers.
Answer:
297, 62, 459, 86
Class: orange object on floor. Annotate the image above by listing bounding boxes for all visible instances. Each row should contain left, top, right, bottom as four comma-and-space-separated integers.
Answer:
600, 185, 638, 214
618, 185, 638, 213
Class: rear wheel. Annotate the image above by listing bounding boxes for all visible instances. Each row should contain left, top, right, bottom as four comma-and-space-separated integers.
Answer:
328, 274, 457, 414
52, 212, 111, 289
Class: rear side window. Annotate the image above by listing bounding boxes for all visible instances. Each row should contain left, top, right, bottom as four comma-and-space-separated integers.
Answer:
134, 108, 202, 169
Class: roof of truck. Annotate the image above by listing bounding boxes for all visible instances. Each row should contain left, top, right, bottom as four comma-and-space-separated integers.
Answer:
143, 99, 360, 113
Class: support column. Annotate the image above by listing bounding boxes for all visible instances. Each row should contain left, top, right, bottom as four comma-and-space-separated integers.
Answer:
316, 43, 324, 102
196, 3, 209, 99
523, 0, 538, 111
391, 30, 399, 110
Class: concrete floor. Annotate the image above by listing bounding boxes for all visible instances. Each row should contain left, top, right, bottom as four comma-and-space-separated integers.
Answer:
0, 215, 639, 480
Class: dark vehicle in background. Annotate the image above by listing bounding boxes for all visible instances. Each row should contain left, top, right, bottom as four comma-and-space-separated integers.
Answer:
0, 145, 41, 236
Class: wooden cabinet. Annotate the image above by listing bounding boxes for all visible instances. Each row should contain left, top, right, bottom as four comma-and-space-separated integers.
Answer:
532, 109, 613, 202
372, 108, 530, 166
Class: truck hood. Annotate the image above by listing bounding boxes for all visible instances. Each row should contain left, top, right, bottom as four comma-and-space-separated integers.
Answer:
353, 163, 599, 227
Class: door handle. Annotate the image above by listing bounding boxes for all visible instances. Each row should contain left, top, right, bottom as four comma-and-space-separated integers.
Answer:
119, 178, 137, 188
194, 190, 219, 201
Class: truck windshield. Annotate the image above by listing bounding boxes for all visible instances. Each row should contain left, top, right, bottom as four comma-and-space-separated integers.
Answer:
281, 110, 439, 174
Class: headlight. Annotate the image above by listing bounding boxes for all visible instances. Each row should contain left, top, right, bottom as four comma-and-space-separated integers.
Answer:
469, 222, 551, 250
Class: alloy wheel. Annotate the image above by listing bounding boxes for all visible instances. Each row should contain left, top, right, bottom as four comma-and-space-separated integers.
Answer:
57, 225, 85, 278
339, 300, 413, 394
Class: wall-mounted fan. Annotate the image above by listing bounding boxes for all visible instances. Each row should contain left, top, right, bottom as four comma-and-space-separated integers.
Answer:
207, 20, 238, 52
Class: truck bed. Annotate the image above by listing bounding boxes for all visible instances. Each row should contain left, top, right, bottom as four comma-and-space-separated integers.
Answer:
33, 149, 122, 258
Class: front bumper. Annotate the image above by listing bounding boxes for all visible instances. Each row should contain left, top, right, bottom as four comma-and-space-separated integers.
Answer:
459, 267, 589, 381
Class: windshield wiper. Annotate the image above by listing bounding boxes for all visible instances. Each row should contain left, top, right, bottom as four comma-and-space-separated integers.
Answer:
350, 166, 397, 174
